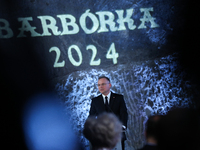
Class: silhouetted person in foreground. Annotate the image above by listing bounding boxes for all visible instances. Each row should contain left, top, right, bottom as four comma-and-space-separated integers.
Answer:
157, 107, 200, 150
138, 115, 162, 150
83, 112, 122, 150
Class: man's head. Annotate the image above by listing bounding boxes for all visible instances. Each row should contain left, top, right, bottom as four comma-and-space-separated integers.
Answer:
157, 107, 200, 150
83, 113, 122, 149
145, 115, 162, 144
98, 76, 111, 96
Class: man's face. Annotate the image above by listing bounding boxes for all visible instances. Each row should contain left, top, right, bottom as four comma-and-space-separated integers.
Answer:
97, 78, 111, 95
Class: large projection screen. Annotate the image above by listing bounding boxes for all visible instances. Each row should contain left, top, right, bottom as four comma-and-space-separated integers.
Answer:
1, 0, 199, 150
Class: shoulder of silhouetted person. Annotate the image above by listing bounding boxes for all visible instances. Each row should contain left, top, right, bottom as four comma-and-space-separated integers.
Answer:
156, 107, 200, 150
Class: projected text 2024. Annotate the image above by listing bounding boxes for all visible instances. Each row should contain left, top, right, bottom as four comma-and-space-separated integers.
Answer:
49, 43, 118, 67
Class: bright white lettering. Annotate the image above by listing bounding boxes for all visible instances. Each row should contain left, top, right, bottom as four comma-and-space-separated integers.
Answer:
37, 16, 61, 36
17, 17, 41, 37
138, 7, 159, 29
80, 9, 99, 34
1, 7, 160, 38
116, 9, 136, 31
57, 14, 79, 35
0, 19, 13, 38
68, 45, 82, 66
96, 11, 117, 33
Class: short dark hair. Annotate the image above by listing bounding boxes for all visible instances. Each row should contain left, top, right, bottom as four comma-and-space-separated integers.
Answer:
145, 115, 162, 139
157, 108, 200, 150
98, 76, 110, 82
83, 113, 122, 149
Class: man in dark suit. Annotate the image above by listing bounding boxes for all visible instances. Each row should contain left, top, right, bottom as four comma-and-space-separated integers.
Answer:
89, 76, 128, 150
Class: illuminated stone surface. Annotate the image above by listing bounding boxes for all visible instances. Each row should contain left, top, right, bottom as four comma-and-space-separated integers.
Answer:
54, 53, 194, 149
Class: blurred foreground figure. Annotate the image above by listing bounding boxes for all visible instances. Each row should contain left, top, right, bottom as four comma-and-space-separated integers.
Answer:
157, 107, 200, 150
23, 93, 83, 150
138, 115, 162, 150
83, 113, 122, 150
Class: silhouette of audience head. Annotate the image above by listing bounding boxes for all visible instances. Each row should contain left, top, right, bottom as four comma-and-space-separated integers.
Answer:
157, 107, 200, 150
145, 115, 162, 144
83, 112, 122, 150
137, 115, 162, 150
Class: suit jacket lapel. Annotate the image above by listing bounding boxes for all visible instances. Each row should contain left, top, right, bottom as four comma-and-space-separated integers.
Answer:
109, 92, 115, 108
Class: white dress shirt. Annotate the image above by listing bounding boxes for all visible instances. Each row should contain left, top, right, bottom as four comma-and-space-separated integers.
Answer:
102, 92, 111, 104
